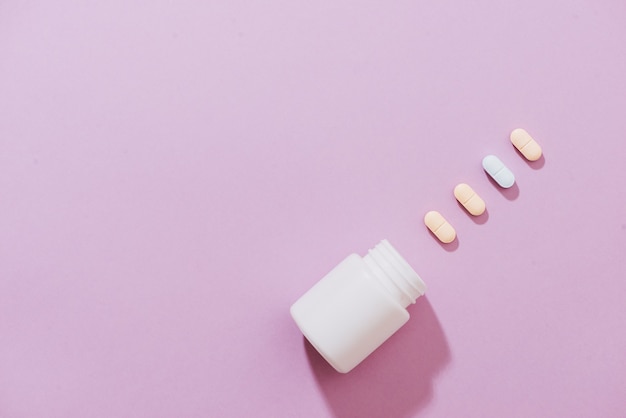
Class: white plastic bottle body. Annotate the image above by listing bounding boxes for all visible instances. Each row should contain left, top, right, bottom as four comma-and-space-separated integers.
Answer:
290, 240, 425, 373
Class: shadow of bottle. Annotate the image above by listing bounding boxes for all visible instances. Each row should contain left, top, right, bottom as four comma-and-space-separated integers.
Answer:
305, 297, 450, 418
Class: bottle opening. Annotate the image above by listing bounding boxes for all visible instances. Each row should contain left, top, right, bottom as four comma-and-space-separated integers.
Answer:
363, 240, 426, 308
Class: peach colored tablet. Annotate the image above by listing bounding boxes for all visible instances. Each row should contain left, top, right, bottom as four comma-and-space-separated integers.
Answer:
454, 183, 486, 216
424, 211, 456, 243
510, 128, 542, 161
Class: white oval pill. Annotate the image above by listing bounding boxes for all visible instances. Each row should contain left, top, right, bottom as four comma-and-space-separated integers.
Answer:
454, 183, 486, 216
424, 211, 456, 244
482, 155, 515, 188
510, 128, 542, 161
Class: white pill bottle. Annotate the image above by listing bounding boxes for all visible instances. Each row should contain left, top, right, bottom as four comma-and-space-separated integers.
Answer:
290, 240, 426, 373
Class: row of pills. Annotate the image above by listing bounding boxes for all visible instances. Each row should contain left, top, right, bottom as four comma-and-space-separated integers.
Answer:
424, 128, 543, 244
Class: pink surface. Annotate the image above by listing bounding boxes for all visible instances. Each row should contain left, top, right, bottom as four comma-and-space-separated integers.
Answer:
1, 1, 625, 417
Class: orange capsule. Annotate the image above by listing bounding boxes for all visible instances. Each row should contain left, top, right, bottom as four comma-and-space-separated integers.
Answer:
424, 211, 456, 244
454, 183, 486, 216
510, 128, 542, 161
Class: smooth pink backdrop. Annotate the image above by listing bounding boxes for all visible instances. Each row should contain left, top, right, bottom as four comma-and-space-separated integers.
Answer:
1, 1, 625, 417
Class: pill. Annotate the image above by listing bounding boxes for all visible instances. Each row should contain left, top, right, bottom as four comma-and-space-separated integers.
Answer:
454, 183, 486, 216
424, 211, 456, 243
510, 128, 542, 161
482, 155, 515, 188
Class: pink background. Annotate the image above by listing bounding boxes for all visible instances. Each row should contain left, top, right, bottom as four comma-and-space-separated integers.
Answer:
1, 1, 625, 417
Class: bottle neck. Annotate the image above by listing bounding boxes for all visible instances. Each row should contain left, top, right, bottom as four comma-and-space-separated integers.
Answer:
362, 240, 426, 308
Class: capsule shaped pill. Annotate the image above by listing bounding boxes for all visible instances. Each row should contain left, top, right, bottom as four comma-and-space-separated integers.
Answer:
454, 183, 486, 216
482, 155, 515, 188
424, 211, 456, 244
510, 128, 542, 161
